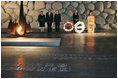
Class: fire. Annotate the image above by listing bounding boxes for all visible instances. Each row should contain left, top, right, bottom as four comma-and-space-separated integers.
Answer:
17, 25, 22, 35
16, 25, 24, 35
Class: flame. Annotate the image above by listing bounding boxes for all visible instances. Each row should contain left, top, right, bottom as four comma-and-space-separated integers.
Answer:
17, 25, 22, 35
17, 25, 25, 35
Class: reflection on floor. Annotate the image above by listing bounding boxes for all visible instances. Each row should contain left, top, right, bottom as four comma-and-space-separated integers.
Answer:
1, 31, 117, 78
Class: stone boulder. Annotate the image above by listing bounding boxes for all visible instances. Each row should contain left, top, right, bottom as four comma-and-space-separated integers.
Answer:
11, 14, 19, 21
1, 7, 5, 13
30, 21, 39, 28
45, 1, 55, 3
91, 1, 97, 3
82, 19, 87, 27
26, 15, 33, 23
1, 1, 6, 7
17, 1, 28, 5
24, 6, 28, 14
83, 1, 91, 4
32, 16, 38, 21
101, 13, 108, 19
67, 6, 74, 11
79, 14, 87, 21
16, 1, 28, 6
87, 3, 95, 10
78, 1, 82, 3
61, 14, 69, 22
9, 1, 17, 4
5, 8, 14, 15
96, 16, 105, 25
93, 10, 100, 16
28, 10, 39, 16
23, 1, 28, 6
63, 2, 70, 8
1, 20, 10, 28
104, 9, 115, 14
35, 1, 45, 10
84, 10, 90, 15
65, 10, 73, 17
28, 1, 34, 10
71, 2, 78, 8
6, 1, 10, 3
111, 1, 117, 10
14, 9, 20, 16
39, 9, 47, 15
5, 2, 19, 9
106, 15, 115, 24
59, 9, 65, 13
78, 4, 85, 14
46, 3, 52, 10
111, 23, 117, 29
51, 9, 56, 14
16, 1, 21, 5
104, 1, 111, 9
52, 2, 62, 10
1, 13, 10, 23
96, 2, 104, 12
103, 24, 111, 30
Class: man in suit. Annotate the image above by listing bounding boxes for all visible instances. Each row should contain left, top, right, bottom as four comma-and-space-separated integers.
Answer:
54, 10, 61, 32
46, 9, 53, 32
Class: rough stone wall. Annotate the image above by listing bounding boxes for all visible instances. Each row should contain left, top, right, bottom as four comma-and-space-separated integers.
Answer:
1, 1, 117, 30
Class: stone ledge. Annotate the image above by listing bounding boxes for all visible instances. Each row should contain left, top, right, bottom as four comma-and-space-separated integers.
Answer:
1, 38, 61, 46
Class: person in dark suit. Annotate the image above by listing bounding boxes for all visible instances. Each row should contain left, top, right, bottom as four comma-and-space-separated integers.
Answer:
38, 11, 45, 32
73, 10, 79, 24
46, 9, 53, 32
54, 10, 61, 32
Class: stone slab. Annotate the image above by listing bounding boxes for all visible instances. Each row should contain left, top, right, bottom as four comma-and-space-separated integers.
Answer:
1, 38, 61, 46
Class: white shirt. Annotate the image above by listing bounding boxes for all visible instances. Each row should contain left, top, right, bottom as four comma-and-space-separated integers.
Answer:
48, 12, 51, 17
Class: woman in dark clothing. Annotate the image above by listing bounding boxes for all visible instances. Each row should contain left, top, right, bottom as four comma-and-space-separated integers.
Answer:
73, 10, 79, 24
54, 10, 61, 32
38, 11, 45, 32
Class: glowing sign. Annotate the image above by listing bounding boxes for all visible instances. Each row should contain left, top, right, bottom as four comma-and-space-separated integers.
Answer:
74, 21, 85, 33
87, 16, 95, 33
63, 21, 74, 32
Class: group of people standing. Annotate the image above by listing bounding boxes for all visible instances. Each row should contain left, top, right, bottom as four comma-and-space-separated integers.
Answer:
38, 9, 95, 33
73, 10, 95, 33
38, 9, 61, 32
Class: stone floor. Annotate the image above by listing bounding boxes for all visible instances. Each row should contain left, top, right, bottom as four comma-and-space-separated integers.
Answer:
1, 29, 117, 78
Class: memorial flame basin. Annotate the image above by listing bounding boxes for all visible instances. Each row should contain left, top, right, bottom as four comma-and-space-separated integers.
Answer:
1, 38, 61, 46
